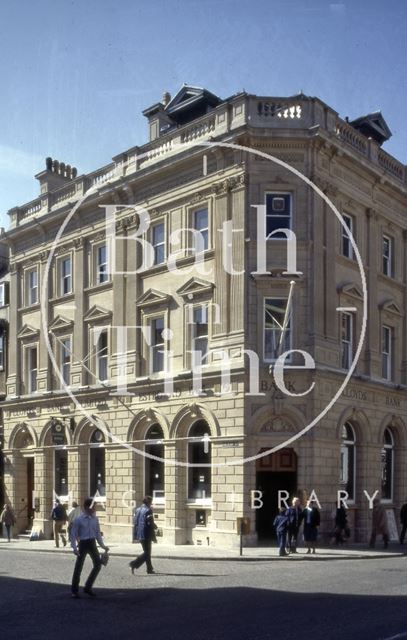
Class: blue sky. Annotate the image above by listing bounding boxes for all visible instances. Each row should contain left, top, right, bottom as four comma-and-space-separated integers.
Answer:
1, 0, 406, 225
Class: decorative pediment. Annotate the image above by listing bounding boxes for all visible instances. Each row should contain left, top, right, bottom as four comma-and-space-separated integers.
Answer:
136, 288, 171, 308
48, 315, 74, 332
165, 85, 221, 118
349, 111, 392, 145
176, 277, 214, 300
380, 299, 401, 315
337, 283, 363, 300
83, 305, 112, 323
17, 324, 39, 339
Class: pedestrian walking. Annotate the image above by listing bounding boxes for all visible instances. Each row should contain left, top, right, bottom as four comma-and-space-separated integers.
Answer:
302, 499, 320, 554
273, 507, 289, 556
369, 499, 389, 549
70, 497, 109, 598
333, 506, 350, 545
285, 496, 302, 553
67, 501, 82, 538
1, 503, 16, 542
399, 499, 407, 544
51, 499, 67, 548
129, 496, 157, 575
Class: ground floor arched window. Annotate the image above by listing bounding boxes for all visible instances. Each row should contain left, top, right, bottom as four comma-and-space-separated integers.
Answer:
381, 427, 394, 501
188, 420, 211, 500
145, 424, 165, 500
340, 422, 356, 500
54, 448, 68, 498
89, 428, 106, 497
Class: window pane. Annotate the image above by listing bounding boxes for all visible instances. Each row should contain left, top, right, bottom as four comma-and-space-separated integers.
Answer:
192, 306, 209, 365
90, 448, 106, 496
152, 224, 165, 265
265, 194, 291, 238
193, 209, 208, 251
55, 449, 69, 496
0, 333, 4, 370
61, 338, 71, 385
28, 347, 37, 392
62, 258, 71, 294
381, 447, 393, 500
145, 443, 165, 497
151, 318, 164, 372
342, 214, 354, 259
341, 313, 353, 369
29, 270, 38, 304
188, 421, 211, 499
264, 298, 290, 360
97, 245, 108, 283
97, 332, 108, 381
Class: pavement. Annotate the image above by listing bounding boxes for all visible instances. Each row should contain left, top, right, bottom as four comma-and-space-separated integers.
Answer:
0, 536, 405, 561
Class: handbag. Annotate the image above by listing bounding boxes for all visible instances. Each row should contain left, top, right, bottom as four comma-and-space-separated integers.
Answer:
100, 551, 109, 566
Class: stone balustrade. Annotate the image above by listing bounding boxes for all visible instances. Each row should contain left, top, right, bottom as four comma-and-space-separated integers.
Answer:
8, 95, 406, 227
335, 121, 368, 155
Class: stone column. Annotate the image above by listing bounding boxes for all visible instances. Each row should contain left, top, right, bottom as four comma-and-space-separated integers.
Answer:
38, 252, 51, 392
7, 263, 19, 395
164, 441, 187, 544
365, 209, 380, 377
32, 449, 53, 538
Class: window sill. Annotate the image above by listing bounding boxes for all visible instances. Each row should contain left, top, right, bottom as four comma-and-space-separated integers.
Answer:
84, 281, 112, 293
49, 292, 75, 304
18, 303, 41, 313
138, 250, 215, 277
186, 500, 212, 509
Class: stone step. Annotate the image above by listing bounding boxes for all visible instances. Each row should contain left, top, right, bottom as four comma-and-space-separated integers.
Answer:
17, 530, 32, 540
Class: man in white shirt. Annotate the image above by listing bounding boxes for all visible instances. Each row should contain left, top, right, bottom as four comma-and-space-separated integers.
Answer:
70, 497, 109, 598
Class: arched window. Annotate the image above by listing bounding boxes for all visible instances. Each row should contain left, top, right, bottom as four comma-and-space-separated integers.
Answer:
188, 420, 211, 500
381, 428, 394, 501
340, 422, 356, 500
145, 424, 165, 500
51, 420, 68, 498
89, 429, 106, 498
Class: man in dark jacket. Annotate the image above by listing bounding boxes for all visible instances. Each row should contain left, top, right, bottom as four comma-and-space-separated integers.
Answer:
285, 497, 302, 553
273, 508, 289, 557
400, 500, 407, 544
129, 496, 156, 574
51, 499, 67, 548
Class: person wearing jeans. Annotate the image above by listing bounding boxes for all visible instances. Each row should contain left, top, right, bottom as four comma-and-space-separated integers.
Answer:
70, 498, 109, 598
130, 496, 156, 575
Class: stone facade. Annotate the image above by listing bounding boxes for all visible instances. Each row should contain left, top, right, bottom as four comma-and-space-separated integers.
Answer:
1, 85, 407, 547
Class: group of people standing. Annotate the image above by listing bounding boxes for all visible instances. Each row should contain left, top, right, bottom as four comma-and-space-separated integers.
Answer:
273, 497, 321, 556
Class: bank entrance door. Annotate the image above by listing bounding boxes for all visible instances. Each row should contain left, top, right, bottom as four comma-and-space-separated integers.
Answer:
256, 448, 297, 540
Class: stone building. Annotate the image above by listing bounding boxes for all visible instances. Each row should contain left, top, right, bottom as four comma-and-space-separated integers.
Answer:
1, 84, 407, 546
0, 241, 9, 508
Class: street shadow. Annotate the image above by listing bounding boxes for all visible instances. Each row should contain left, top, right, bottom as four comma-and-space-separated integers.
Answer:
137, 572, 227, 577
0, 574, 406, 640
